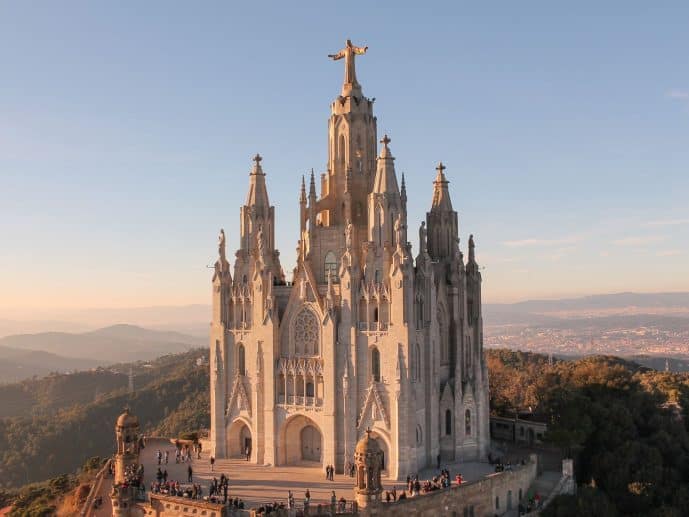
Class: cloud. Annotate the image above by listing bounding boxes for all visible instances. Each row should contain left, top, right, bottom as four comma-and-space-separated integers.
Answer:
612, 235, 666, 246
503, 236, 579, 248
644, 218, 689, 227
656, 250, 681, 257
667, 89, 689, 100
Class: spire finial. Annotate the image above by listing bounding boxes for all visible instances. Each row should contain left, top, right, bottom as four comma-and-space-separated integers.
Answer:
381, 134, 391, 148
436, 161, 446, 173
250, 153, 264, 176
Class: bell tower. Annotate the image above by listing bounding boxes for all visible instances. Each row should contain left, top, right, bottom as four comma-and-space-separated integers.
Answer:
322, 40, 377, 228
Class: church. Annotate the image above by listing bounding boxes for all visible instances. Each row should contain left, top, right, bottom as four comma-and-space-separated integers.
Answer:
210, 40, 490, 480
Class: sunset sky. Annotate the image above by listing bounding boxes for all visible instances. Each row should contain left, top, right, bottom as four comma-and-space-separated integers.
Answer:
1, 1, 688, 312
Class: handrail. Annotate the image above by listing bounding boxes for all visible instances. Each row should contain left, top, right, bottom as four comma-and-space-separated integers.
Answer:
81, 457, 113, 517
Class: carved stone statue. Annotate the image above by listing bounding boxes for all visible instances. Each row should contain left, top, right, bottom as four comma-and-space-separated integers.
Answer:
345, 219, 353, 250
394, 213, 403, 249
218, 229, 226, 262
419, 221, 427, 253
328, 39, 368, 90
256, 225, 265, 257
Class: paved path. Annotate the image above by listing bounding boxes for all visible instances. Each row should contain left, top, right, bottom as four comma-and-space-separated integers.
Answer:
145, 439, 496, 508
95, 438, 499, 511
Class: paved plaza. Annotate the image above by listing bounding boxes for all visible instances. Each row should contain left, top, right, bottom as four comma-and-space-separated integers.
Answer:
130, 438, 495, 509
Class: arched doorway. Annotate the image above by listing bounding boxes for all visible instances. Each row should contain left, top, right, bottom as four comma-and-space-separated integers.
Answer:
367, 430, 390, 475
280, 415, 323, 465
227, 419, 252, 458
300, 425, 321, 462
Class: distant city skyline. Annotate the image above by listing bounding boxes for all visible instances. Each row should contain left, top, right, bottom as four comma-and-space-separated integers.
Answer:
2, 2, 688, 310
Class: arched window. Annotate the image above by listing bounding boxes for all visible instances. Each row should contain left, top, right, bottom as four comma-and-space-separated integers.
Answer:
371, 347, 381, 382
324, 251, 338, 282
495, 496, 500, 510
374, 270, 381, 283
465, 409, 472, 436
237, 344, 246, 375
373, 307, 379, 322
411, 343, 420, 381
377, 207, 384, 245
445, 410, 453, 436
438, 308, 449, 364
294, 308, 319, 356
416, 424, 423, 445
339, 134, 346, 166
306, 382, 314, 398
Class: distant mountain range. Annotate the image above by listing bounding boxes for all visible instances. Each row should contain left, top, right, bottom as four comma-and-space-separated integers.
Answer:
484, 291, 689, 325
0, 324, 205, 382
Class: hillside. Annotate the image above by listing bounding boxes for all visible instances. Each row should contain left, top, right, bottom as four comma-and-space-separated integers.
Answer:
0, 346, 101, 384
489, 349, 689, 516
0, 349, 209, 489
0, 324, 205, 371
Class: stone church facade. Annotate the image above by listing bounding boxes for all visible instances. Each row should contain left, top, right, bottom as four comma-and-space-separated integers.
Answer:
210, 41, 489, 480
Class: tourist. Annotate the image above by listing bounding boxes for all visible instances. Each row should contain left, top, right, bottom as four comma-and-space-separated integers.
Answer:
157, 449, 162, 465
287, 490, 294, 509
164, 450, 169, 464
338, 496, 347, 512
304, 489, 311, 511
331, 490, 337, 512
187, 465, 193, 483
385, 491, 391, 503
210, 455, 215, 471
162, 469, 168, 483
392, 487, 397, 501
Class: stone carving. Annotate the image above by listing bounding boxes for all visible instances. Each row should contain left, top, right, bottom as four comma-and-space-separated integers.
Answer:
328, 39, 368, 87
218, 228, 226, 262
345, 219, 353, 250
294, 308, 319, 355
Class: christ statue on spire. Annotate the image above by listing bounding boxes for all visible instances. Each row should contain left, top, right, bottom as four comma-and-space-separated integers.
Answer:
328, 39, 368, 93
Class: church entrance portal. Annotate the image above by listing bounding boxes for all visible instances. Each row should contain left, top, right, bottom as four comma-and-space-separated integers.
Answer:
280, 415, 323, 465
227, 419, 252, 458
300, 425, 321, 461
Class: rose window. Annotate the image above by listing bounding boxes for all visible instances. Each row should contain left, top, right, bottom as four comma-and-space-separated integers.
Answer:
294, 309, 319, 355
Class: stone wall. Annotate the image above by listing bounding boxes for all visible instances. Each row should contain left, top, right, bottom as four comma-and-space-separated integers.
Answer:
360, 455, 537, 517
135, 494, 230, 517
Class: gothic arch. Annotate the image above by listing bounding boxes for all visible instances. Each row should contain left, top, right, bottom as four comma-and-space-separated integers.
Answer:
237, 343, 246, 375
226, 417, 252, 458
279, 414, 324, 465
370, 346, 381, 382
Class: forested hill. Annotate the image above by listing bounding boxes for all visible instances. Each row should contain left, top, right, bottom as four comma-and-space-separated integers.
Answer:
0, 349, 209, 489
488, 349, 689, 516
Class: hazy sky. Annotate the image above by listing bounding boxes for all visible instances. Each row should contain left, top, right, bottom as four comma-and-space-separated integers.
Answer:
1, 1, 688, 311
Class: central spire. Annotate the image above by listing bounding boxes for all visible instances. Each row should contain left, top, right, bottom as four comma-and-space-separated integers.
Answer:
328, 39, 368, 97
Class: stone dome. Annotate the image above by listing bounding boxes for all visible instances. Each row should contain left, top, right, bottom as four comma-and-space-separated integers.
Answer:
356, 430, 381, 455
116, 408, 139, 428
